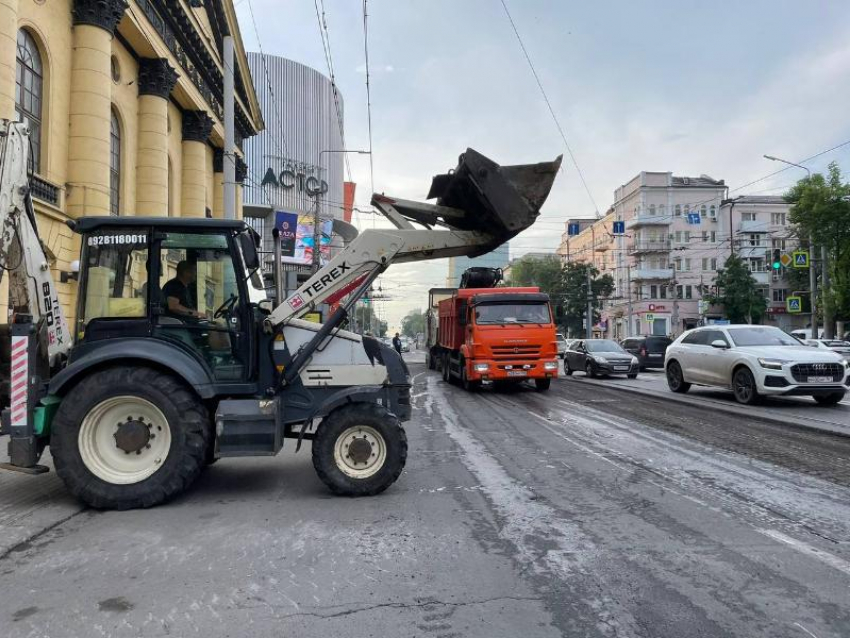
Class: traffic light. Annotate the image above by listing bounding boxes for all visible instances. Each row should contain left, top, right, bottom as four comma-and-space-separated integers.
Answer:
772, 249, 782, 270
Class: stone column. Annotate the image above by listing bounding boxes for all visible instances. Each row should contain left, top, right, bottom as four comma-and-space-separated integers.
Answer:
66, 0, 128, 218
235, 158, 247, 220
136, 58, 177, 216
212, 148, 224, 219
180, 110, 212, 218
0, 0, 17, 119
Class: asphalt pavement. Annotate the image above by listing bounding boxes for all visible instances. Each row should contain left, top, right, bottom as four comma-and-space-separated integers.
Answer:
1, 355, 849, 637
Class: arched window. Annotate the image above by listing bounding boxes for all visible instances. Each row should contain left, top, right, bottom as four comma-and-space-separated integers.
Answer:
674, 204, 682, 217
709, 205, 716, 219
109, 109, 121, 215
15, 29, 44, 173
700, 205, 707, 218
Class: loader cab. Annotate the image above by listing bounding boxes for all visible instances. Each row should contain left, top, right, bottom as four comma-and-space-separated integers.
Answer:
72, 217, 262, 385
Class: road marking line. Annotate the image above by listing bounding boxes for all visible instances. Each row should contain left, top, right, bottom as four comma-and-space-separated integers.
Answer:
793, 622, 821, 638
758, 528, 850, 578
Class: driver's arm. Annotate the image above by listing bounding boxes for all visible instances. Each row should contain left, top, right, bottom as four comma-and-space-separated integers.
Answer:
166, 296, 200, 318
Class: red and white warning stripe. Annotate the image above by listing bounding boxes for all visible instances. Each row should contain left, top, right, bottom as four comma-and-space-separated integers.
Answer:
10, 336, 28, 427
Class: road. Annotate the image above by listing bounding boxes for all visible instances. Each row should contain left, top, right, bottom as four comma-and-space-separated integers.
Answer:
1, 357, 850, 637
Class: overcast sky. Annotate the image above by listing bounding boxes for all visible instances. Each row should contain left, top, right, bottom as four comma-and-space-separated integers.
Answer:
236, 0, 850, 331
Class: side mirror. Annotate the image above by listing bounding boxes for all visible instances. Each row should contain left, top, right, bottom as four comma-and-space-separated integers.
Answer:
257, 299, 274, 314
239, 233, 260, 271
710, 339, 728, 349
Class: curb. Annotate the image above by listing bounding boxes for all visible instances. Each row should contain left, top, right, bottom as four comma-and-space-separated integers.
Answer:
562, 376, 850, 439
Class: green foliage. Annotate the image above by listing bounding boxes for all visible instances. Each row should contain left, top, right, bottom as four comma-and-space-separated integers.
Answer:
556, 262, 615, 337
706, 255, 767, 323
353, 305, 387, 337
507, 254, 564, 297
785, 162, 850, 321
401, 309, 426, 338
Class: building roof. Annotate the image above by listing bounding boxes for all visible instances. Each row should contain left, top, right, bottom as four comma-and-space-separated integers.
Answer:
671, 175, 725, 187
723, 195, 788, 205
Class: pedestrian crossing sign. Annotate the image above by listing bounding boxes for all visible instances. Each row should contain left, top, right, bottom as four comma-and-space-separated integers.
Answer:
792, 250, 809, 268
786, 296, 802, 313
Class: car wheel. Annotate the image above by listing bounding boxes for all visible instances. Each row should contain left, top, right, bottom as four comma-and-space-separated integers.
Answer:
732, 367, 761, 405
585, 361, 596, 378
666, 361, 690, 393
627, 373, 638, 379
814, 392, 844, 405
564, 359, 573, 376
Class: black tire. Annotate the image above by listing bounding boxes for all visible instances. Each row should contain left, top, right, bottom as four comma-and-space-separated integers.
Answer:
51, 367, 210, 510
441, 353, 450, 382
814, 392, 844, 406
427, 351, 436, 371
732, 367, 760, 405
535, 378, 551, 392
312, 402, 407, 496
585, 361, 596, 378
666, 361, 690, 393
461, 361, 480, 392
564, 359, 573, 376
627, 373, 638, 379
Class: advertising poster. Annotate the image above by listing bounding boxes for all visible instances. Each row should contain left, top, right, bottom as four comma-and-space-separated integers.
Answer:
274, 211, 332, 266
274, 211, 298, 258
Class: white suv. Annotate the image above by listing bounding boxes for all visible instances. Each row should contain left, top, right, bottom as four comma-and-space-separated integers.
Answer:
665, 325, 849, 405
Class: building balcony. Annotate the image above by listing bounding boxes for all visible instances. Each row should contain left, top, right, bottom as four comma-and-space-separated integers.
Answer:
750, 271, 770, 285
626, 215, 672, 230
736, 245, 768, 259
632, 267, 675, 281
737, 220, 770, 233
628, 239, 671, 255
30, 174, 61, 208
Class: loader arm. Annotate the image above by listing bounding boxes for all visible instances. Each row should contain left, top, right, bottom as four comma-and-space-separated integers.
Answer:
267, 148, 562, 329
0, 120, 71, 365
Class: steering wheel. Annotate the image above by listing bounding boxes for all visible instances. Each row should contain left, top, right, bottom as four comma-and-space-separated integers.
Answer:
213, 294, 238, 319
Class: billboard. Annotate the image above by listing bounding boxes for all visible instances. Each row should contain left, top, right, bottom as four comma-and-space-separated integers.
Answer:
275, 210, 332, 266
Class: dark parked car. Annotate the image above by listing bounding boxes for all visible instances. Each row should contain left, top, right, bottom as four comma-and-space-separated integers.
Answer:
621, 335, 672, 370
564, 339, 639, 378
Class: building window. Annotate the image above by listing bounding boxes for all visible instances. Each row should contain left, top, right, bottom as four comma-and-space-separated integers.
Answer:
742, 212, 757, 221
772, 289, 788, 303
771, 212, 787, 226
702, 257, 708, 270
685, 285, 693, 299
684, 258, 691, 271
710, 231, 716, 243
772, 238, 786, 250
748, 234, 761, 247
674, 231, 681, 243
674, 258, 682, 271
750, 258, 765, 272
710, 258, 717, 270
700, 205, 707, 218
15, 29, 44, 174
659, 286, 667, 299
674, 204, 682, 217
684, 231, 691, 243
676, 285, 683, 299
649, 204, 656, 216
658, 204, 665, 217
709, 205, 716, 219
684, 204, 691, 217
650, 285, 658, 298
110, 109, 121, 216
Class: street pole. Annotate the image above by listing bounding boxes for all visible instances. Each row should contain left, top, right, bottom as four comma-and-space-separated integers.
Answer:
626, 264, 632, 338
810, 240, 818, 338
223, 35, 236, 220
671, 279, 679, 337
822, 246, 832, 338
311, 197, 322, 274
586, 267, 593, 339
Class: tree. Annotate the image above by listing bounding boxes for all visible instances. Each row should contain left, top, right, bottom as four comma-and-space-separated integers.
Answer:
706, 255, 767, 324
352, 304, 387, 337
785, 162, 850, 330
401, 309, 426, 338
555, 262, 614, 337
507, 254, 564, 301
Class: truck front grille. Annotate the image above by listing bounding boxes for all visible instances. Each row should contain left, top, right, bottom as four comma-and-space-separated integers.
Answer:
790, 363, 844, 383
491, 345, 541, 360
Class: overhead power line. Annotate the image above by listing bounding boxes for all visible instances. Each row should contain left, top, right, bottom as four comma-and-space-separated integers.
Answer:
498, 0, 600, 218
362, 0, 376, 199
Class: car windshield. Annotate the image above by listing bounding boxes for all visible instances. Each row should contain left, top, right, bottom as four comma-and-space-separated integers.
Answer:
585, 340, 625, 353
727, 327, 800, 347
475, 302, 551, 324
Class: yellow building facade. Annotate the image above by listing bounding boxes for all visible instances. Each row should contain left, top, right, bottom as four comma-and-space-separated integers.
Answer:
0, 0, 263, 320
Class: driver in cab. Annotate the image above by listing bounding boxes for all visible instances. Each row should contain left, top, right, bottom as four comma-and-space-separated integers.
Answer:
162, 260, 202, 320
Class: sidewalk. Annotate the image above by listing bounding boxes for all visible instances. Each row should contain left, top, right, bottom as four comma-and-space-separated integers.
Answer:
562, 369, 850, 437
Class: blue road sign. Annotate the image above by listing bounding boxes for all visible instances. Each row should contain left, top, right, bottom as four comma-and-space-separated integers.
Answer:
687, 212, 701, 225
792, 250, 810, 268
786, 296, 802, 313
612, 221, 625, 235
568, 223, 580, 236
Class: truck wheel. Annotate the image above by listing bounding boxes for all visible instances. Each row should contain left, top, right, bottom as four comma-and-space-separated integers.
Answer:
312, 402, 407, 496
427, 351, 435, 370
461, 361, 480, 392
441, 353, 450, 382
51, 367, 210, 510
535, 378, 551, 392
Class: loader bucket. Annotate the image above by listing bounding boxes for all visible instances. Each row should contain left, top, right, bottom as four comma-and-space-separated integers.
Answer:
427, 148, 562, 239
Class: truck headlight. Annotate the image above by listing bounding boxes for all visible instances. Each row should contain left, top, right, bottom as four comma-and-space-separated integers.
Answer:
758, 358, 787, 370
473, 363, 490, 372
543, 361, 558, 370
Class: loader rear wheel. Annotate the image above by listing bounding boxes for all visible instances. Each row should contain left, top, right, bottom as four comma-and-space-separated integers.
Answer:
51, 367, 210, 510
312, 402, 407, 496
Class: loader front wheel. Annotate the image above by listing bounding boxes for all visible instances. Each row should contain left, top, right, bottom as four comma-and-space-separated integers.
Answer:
313, 402, 407, 496
51, 367, 210, 510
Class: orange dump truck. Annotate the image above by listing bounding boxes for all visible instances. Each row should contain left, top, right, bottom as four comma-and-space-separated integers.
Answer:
426, 286, 559, 391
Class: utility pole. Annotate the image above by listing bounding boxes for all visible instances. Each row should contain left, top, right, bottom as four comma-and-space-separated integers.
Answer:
626, 264, 632, 338
311, 198, 322, 274
822, 246, 832, 338
223, 35, 236, 220
671, 279, 679, 337
585, 267, 593, 339
810, 240, 818, 337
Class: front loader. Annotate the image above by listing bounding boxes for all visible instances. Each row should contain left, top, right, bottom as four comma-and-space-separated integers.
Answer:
0, 119, 561, 509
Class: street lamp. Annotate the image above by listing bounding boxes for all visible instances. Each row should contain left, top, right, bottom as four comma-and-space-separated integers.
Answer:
763, 154, 811, 178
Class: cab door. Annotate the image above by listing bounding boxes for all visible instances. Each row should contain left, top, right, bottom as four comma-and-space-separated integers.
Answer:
151, 230, 251, 384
